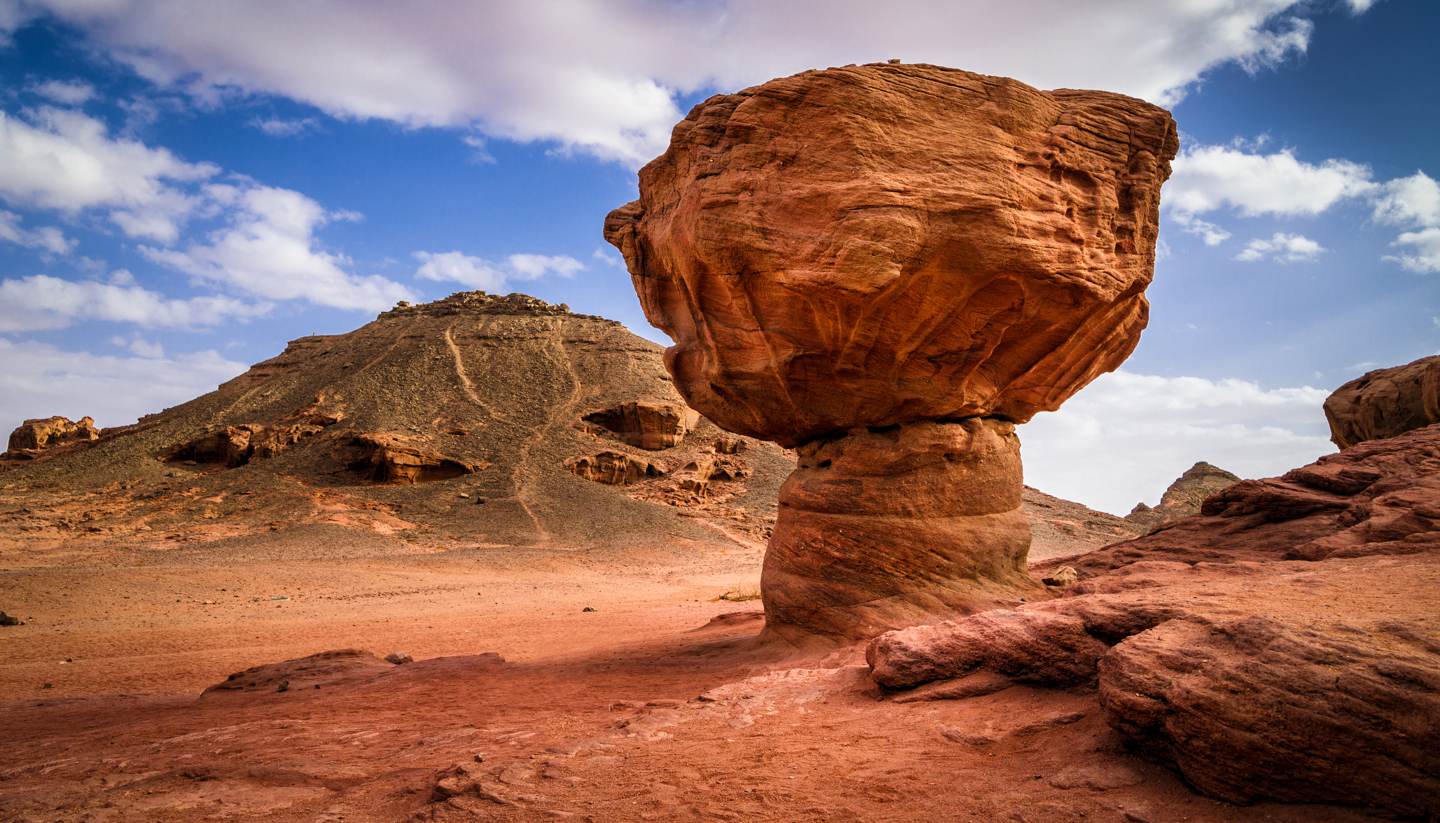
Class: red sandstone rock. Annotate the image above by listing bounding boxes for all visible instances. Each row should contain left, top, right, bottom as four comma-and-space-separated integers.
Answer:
867, 421, 1440, 817
581, 401, 698, 450
1325, 354, 1440, 448
763, 418, 1035, 642
4, 415, 99, 458
606, 63, 1177, 446
607, 63, 1176, 640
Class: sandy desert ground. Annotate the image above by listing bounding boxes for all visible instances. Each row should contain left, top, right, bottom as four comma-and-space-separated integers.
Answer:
0, 526, 1379, 822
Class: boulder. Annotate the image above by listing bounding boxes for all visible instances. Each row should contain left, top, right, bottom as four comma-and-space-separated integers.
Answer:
1325, 354, 1440, 448
606, 63, 1176, 639
5, 415, 99, 458
581, 401, 698, 450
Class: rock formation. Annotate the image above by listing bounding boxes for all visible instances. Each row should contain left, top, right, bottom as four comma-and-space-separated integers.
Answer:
1325, 354, 1440, 448
606, 62, 1178, 640
868, 387, 1440, 816
564, 451, 662, 486
345, 432, 485, 484
1124, 461, 1239, 532
581, 401, 698, 450
4, 415, 99, 459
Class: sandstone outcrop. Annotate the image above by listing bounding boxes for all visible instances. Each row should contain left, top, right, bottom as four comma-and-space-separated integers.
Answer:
581, 401, 698, 450
167, 404, 344, 468
606, 62, 1177, 639
1124, 461, 1239, 532
1325, 354, 1440, 448
565, 451, 662, 486
868, 418, 1440, 817
345, 433, 483, 484
4, 415, 99, 458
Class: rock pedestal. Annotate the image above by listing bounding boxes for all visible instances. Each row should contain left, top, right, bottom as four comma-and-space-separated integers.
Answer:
606, 62, 1177, 641
763, 418, 1032, 641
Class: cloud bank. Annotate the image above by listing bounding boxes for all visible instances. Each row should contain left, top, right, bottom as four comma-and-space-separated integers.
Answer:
3, 0, 1326, 165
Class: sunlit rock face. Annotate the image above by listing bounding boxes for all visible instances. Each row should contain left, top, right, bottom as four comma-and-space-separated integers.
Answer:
607, 62, 1177, 640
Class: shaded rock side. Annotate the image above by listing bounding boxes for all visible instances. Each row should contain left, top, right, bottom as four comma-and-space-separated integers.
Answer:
1124, 461, 1239, 532
605, 62, 1178, 447
1325, 353, 1440, 448
581, 401, 698, 450
762, 418, 1037, 642
5, 415, 100, 458
345, 433, 484, 485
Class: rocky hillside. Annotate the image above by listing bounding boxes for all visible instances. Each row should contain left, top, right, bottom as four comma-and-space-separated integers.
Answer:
1125, 461, 1240, 532
0, 292, 793, 553
0, 291, 1135, 559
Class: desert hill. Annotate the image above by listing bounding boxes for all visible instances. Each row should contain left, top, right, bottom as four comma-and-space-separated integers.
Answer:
0, 290, 1133, 561
0, 292, 793, 556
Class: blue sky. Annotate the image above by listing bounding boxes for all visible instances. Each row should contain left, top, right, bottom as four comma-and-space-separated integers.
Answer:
0, 0, 1435, 513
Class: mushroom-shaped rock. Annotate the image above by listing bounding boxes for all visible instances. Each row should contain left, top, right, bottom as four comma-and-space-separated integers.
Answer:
606, 63, 1177, 640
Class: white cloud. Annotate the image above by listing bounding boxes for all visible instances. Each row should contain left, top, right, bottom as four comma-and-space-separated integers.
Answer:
1169, 212, 1231, 246
1346, 0, 1380, 13
109, 334, 164, 358
141, 184, 414, 311
29, 79, 97, 105
1234, 232, 1325, 263
415, 250, 584, 292
0, 274, 269, 332
1384, 227, 1440, 274
10, 0, 1321, 165
0, 338, 246, 432
1372, 171, 1440, 228
249, 116, 320, 137
1166, 144, 1375, 217
1021, 370, 1334, 515
0, 107, 216, 242
0, 209, 73, 254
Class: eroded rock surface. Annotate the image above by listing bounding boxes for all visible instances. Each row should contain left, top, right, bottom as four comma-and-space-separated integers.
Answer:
606, 63, 1178, 446
581, 401, 698, 450
345, 433, 483, 484
565, 451, 662, 486
1325, 354, 1440, 448
868, 420, 1440, 817
764, 418, 1035, 642
4, 415, 100, 459
607, 62, 1176, 639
